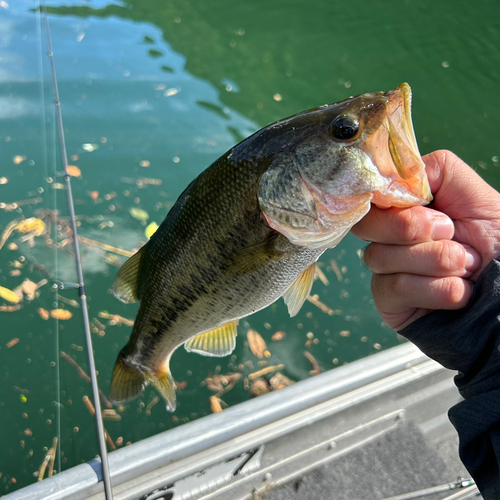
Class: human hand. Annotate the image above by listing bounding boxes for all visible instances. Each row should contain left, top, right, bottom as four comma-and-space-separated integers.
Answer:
351, 150, 500, 330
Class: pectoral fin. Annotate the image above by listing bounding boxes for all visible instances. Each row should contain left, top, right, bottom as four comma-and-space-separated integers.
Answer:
113, 245, 146, 303
229, 235, 282, 276
283, 263, 316, 317
184, 321, 238, 357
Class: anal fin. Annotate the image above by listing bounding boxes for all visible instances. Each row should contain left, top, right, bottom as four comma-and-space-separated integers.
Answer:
283, 263, 316, 317
184, 321, 238, 357
146, 363, 176, 412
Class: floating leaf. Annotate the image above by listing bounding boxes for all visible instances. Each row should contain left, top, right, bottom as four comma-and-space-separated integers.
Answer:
145, 222, 159, 239
16, 217, 45, 234
0, 285, 21, 303
129, 207, 149, 221
67, 165, 81, 177
50, 309, 73, 320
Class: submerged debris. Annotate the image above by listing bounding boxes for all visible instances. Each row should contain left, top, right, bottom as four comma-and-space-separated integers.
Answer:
269, 372, 295, 390
248, 364, 285, 380
102, 409, 121, 421
37, 308, 50, 320
304, 351, 320, 376
249, 378, 271, 397
314, 265, 330, 286
50, 309, 73, 320
38, 437, 58, 481
0, 217, 45, 251
83, 396, 116, 450
146, 396, 160, 416
78, 235, 135, 257
247, 329, 267, 358
6, 338, 19, 348
66, 165, 81, 177
60, 352, 113, 408
271, 331, 286, 341
98, 311, 134, 327
204, 372, 242, 397
0, 304, 21, 312
209, 395, 223, 413
306, 294, 335, 316
329, 259, 343, 282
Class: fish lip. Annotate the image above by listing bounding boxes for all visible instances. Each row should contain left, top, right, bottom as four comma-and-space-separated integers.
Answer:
383, 83, 433, 204
385, 83, 418, 156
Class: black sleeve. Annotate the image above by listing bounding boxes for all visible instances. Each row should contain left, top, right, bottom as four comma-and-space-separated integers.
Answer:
400, 259, 500, 499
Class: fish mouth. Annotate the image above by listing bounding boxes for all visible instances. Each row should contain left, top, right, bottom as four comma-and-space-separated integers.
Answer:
371, 83, 432, 207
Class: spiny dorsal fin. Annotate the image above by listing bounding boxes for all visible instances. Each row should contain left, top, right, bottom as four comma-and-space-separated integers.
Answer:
113, 245, 146, 303
146, 361, 176, 412
283, 263, 316, 317
184, 321, 238, 357
109, 354, 146, 404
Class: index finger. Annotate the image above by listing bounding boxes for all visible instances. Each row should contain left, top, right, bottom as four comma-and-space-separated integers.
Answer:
351, 205, 454, 244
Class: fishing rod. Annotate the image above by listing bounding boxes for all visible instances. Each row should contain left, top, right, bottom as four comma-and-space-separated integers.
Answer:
41, 3, 114, 499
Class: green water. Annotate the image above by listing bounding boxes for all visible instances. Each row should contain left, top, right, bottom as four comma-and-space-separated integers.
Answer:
1, 0, 499, 493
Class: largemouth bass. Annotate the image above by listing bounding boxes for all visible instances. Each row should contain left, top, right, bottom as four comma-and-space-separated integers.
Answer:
110, 83, 431, 411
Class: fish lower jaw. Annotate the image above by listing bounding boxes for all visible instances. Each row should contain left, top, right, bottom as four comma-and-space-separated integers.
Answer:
372, 181, 431, 208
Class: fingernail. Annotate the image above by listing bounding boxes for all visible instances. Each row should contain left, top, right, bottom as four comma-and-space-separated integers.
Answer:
464, 246, 481, 273
465, 251, 475, 269
432, 217, 454, 240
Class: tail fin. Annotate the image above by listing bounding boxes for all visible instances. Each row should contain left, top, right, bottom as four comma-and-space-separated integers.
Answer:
109, 353, 146, 404
145, 358, 176, 412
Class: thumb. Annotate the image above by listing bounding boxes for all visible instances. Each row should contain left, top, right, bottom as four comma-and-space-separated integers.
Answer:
423, 150, 497, 218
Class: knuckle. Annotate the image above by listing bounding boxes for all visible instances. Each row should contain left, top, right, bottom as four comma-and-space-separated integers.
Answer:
440, 277, 467, 306
363, 243, 382, 272
398, 208, 430, 242
389, 273, 410, 295
433, 241, 465, 273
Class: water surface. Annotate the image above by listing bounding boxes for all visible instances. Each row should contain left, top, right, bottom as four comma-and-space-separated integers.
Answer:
1, 0, 499, 493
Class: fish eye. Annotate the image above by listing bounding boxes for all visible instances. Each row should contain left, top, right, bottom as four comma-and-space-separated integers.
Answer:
330, 115, 360, 141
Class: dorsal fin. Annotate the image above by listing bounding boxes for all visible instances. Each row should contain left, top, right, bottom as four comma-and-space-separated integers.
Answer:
283, 263, 316, 317
113, 245, 146, 303
184, 321, 238, 357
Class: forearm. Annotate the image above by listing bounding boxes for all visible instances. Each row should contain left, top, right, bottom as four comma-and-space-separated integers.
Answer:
400, 259, 500, 498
